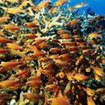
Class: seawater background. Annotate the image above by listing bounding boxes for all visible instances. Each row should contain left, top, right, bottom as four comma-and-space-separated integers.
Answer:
34, 0, 105, 15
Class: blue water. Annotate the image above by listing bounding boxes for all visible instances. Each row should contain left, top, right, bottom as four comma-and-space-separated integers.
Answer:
34, 0, 105, 15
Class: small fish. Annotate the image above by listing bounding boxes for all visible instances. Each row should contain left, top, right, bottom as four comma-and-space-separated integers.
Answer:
27, 45, 45, 57
56, 72, 65, 78
50, 47, 60, 54
0, 61, 21, 70
87, 97, 95, 105
26, 76, 42, 87
74, 73, 90, 81
65, 19, 79, 27
38, 41, 49, 49
60, 33, 71, 39
0, 36, 13, 43
24, 22, 39, 28
59, 53, 72, 61
1, 7, 24, 14
15, 70, 30, 79
66, 72, 75, 81
91, 66, 104, 76
6, 43, 23, 51
41, 69, 54, 76
83, 88, 95, 97
23, 93, 42, 102
39, 57, 51, 62
94, 74, 101, 82
54, 0, 68, 7
25, 34, 37, 40
68, 7, 75, 11
45, 84, 60, 92
74, 2, 87, 9
48, 97, 70, 105
37, 1, 49, 9
0, 48, 9, 54
0, 79, 22, 90
88, 33, 101, 39
49, 8, 59, 15
6, 0, 19, 3
3, 24, 20, 32
0, 16, 10, 23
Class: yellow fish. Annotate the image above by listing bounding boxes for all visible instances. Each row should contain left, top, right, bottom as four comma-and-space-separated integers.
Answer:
54, 0, 68, 7
1, 7, 24, 14
6, 0, 19, 3
91, 66, 104, 76
88, 33, 101, 39
37, 1, 49, 9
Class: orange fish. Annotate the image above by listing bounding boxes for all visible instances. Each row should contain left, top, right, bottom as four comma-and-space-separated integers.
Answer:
65, 19, 79, 27
0, 61, 21, 69
6, 43, 23, 51
45, 84, 60, 92
15, 70, 30, 79
34, 39, 46, 45
88, 33, 101, 39
0, 37, 13, 43
25, 34, 37, 39
74, 73, 90, 82
87, 97, 95, 105
59, 53, 72, 61
91, 66, 104, 76
37, 1, 49, 9
41, 69, 54, 76
94, 74, 101, 82
3, 24, 20, 32
26, 76, 42, 87
68, 7, 75, 11
49, 8, 59, 14
50, 47, 60, 54
38, 41, 49, 49
27, 45, 45, 57
0, 16, 10, 23
54, 0, 68, 7
24, 22, 39, 28
39, 57, 51, 62
48, 97, 70, 105
66, 72, 75, 81
60, 33, 71, 39
0, 48, 9, 54
23, 93, 42, 102
83, 88, 95, 97
0, 79, 22, 90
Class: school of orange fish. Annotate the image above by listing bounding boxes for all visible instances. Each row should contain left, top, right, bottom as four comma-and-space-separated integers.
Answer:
0, 0, 105, 105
